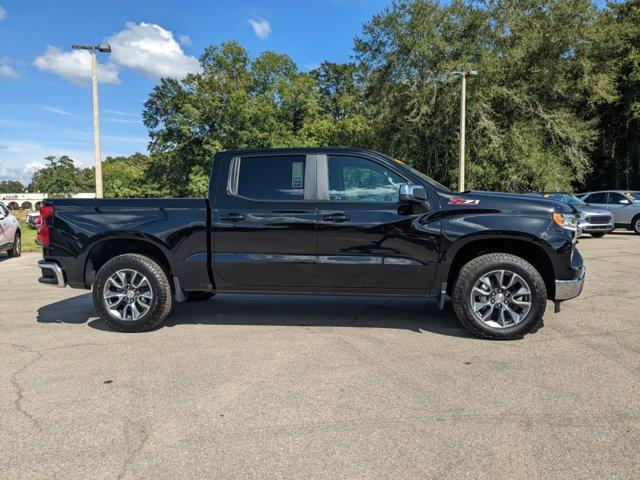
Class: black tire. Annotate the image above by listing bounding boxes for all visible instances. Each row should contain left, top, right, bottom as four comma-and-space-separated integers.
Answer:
92, 254, 173, 332
590, 233, 605, 238
452, 253, 547, 340
8, 231, 21, 257
632, 215, 640, 235
185, 291, 215, 302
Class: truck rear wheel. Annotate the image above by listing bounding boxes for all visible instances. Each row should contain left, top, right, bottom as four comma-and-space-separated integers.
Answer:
452, 253, 547, 340
92, 254, 173, 332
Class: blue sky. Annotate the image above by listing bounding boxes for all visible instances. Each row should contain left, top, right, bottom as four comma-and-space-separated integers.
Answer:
0, 0, 389, 184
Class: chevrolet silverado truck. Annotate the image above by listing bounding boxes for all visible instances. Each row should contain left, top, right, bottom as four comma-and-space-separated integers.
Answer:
37, 148, 585, 339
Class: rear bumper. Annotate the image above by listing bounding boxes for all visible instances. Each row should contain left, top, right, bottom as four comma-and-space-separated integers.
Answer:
38, 260, 67, 288
555, 266, 585, 300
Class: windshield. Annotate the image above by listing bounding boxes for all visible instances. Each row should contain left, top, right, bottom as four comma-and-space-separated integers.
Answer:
402, 163, 451, 191
545, 193, 585, 206
625, 192, 640, 201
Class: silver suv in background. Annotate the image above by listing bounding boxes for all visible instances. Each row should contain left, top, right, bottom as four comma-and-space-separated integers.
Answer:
528, 193, 614, 237
0, 202, 21, 257
578, 190, 640, 234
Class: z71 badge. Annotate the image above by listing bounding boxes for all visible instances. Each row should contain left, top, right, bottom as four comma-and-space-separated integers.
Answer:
448, 197, 480, 206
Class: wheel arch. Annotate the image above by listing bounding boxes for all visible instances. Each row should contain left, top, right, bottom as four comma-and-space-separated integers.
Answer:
84, 236, 173, 287
445, 235, 556, 299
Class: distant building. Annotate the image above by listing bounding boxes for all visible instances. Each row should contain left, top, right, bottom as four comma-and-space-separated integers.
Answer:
0, 192, 96, 210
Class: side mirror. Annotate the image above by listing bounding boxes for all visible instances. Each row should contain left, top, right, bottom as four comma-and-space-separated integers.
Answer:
399, 184, 428, 203
620, 199, 631, 205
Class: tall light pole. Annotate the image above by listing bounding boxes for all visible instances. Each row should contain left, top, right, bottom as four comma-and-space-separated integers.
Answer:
452, 70, 478, 192
72, 43, 111, 198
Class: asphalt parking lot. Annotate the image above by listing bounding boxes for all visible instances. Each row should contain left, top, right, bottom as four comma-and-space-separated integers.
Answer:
1, 233, 639, 479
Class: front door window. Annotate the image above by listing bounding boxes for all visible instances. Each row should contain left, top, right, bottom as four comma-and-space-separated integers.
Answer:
328, 156, 404, 203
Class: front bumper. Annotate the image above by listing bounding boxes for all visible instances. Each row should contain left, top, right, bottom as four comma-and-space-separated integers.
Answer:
38, 260, 67, 288
578, 219, 614, 233
555, 266, 586, 300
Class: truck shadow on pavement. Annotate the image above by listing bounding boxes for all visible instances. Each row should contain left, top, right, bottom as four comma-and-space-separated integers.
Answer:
36, 293, 474, 338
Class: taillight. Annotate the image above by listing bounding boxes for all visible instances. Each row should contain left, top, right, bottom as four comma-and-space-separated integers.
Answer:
40, 204, 54, 219
37, 203, 54, 247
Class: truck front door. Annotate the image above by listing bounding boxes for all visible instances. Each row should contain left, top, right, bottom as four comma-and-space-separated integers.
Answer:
212, 153, 318, 289
316, 154, 440, 292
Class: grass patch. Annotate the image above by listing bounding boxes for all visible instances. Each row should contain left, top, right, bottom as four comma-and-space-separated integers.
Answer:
11, 210, 41, 253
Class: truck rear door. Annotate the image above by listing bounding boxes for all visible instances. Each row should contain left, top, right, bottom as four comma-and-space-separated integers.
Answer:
212, 153, 318, 289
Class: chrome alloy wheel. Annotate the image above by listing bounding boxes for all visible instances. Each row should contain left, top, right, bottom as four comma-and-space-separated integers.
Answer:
469, 269, 532, 328
14, 234, 21, 254
102, 269, 153, 321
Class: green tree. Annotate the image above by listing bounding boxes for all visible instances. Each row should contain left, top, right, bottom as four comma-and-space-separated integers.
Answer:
355, 0, 613, 191
103, 153, 164, 198
29, 155, 90, 197
139, 1, 634, 195
0, 180, 25, 193
143, 43, 371, 196
586, 0, 640, 189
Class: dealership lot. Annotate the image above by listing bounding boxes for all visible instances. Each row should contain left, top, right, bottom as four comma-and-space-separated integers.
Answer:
1, 233, 639, 479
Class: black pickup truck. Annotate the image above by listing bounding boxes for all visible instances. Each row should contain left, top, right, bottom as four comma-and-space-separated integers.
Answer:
37, 148, 585, 339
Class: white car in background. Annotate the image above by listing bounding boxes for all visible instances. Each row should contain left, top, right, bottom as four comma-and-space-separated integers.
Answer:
27, 211, 40, 228
578, 190, 640, 234
0, 202, 21, 257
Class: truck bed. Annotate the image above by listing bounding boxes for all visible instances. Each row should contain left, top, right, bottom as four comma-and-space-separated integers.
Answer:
42, 198, 212, 291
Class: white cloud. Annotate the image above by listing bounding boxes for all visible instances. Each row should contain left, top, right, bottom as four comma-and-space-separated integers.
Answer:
249, 18, 272, 40
40, 105, 73, 116
179, 34, 192, 46
34, 46, 120, 84
108, 22, 201, 80
0, 57, 19, 78
0, 64, 18, 78
104, 109, 138, 117
23, 161, 46, 175
0, 6, 6, 21
0, 142, 7, 150
105, 117, 140, 124
34, 23, 200, 85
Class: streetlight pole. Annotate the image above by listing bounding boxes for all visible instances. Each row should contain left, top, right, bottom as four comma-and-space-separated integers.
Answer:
72, 44, 111, 198
452, 70, 478, 192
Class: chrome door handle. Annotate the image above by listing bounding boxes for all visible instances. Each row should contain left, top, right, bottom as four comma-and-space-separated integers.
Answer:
220, 213, 246, 222
323, 213, 351, 223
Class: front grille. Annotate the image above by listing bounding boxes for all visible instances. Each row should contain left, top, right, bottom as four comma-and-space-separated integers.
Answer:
586, 215, 611, 224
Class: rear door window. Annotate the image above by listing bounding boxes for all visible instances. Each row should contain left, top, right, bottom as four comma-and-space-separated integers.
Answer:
236, 155, 306, 201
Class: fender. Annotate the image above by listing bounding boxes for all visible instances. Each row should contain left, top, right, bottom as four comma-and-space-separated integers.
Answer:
432, 210, 573, 295
82, 232, 175, 282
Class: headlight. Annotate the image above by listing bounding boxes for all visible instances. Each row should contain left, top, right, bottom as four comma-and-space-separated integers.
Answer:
553, 212, 578, 229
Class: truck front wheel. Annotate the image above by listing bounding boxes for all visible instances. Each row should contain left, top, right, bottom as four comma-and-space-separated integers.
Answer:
92, 254, 173, 332
452, 253, 547, 340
